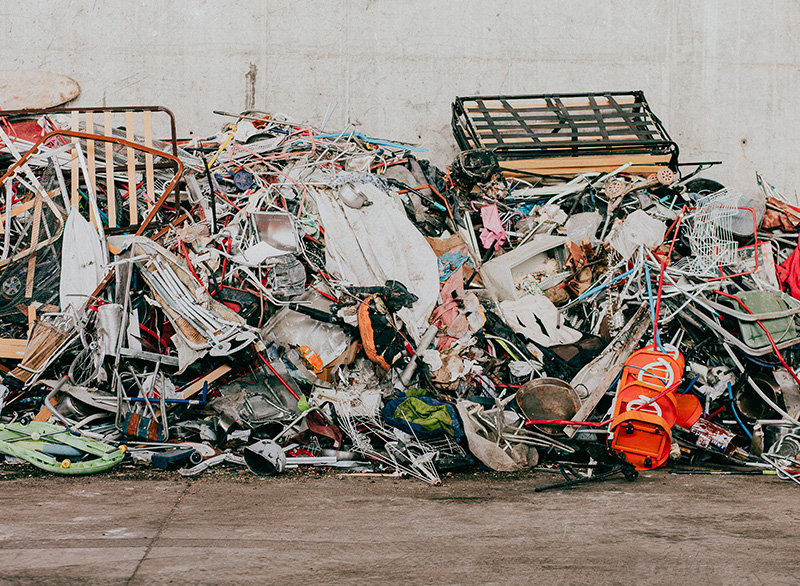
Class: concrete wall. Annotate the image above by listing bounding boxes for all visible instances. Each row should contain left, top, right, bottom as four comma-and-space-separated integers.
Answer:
2, 0, 799, 193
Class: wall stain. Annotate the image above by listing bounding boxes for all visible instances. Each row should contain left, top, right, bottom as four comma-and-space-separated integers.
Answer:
245, 63, 257, 111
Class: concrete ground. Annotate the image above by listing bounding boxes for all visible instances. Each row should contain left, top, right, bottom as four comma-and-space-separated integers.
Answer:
1, 471, 799, 585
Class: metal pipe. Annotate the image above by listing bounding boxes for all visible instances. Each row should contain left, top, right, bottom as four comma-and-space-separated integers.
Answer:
42, 376, 72, 426
400, 324, 438, 386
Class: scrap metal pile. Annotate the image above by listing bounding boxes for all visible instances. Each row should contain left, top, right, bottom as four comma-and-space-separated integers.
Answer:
1, 90, 800, 488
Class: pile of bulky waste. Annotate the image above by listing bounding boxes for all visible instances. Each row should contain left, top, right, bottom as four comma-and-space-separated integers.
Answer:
1, 90, 799, 490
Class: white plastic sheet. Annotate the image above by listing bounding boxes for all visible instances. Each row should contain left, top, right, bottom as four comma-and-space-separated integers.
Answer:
500, 295, 582, 347
456, 400, 538, 472
59, 207, 104, 313
608, 209, 667, 261
310, 182, 439, 338
565, 211, 602, 245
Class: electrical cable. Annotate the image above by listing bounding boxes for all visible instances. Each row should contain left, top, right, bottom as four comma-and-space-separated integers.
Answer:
644, 262, 663, 351
727, 381, 753, 439
714, 289, 800, 390
526, 375, 683, 429
255, 349, 301, 401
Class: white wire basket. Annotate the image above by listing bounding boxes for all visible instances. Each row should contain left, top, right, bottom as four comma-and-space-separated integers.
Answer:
675, 189, 758, 278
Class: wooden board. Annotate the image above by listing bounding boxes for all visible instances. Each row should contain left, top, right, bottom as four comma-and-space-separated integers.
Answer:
125, 111, 137, 225
0, 338, 28, 360
500, 153, 673, 178
181, 364, 231, 399
104, 112, 117, 227
33, 396, 58, 422
0, 70, 80, 110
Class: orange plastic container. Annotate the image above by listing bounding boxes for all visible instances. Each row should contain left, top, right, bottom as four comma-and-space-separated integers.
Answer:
614, 383, 678, 428
608, 344, 701, 470
298, 345, 324, 373
609, 411, 672, 470
617, 344, 684, 393
674, 393, 703, 429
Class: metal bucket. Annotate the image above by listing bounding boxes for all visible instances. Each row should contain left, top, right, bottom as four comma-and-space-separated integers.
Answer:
515, 378, 581, 436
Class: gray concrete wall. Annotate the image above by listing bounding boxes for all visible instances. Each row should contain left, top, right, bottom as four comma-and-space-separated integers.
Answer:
2, 0, 799, 193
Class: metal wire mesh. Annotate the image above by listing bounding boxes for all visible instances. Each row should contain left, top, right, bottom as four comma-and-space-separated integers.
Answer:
680, 189, 744, 276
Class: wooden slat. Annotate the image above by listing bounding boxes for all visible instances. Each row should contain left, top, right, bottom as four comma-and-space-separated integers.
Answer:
143, 110, 155, 212
104, 112, 116, 228
125, 111, 137, 225
0, 338, 28, 360
477, 133, 643, 144
24, 193, 42, 298
501, 153, 672, 169
472, 118, 655, 131
465, 98, 638, 112
499, 153, 672, 177
503, 166, 665, 178
33, 396, 58, 422
0, 197, 35, 229
70, 111, 80, 208
476, 99, 503, 145
85, 111, 97, 225
474, 122, 655, 134
182, 364, 231, 399
504, 166, 667, 178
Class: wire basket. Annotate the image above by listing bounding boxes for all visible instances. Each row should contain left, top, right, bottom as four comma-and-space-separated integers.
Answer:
677, 189, 758, 278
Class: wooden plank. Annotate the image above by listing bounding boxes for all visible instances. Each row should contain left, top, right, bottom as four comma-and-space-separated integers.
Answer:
33, 396, 58, 422
472, 120, 655, 132
0, 197, 36, 227
26, 304, 36, 335
475, 131, 656, 143
477, 134, 644, 145
143, 110, 155, 212
472, 117, 650, 129
465, 98, 638, 112
70, 111, 80, 208
503, 165, 667, 178
499, 153, 672, 170
104, 112, 116, 228
181, 364, 231, 399
472, 125, 646, 138
466, 106, 639, 120
24, 193, 42, 298
85, 111, 97, 226
0, 338, 28, 360
125, 111, 137, 225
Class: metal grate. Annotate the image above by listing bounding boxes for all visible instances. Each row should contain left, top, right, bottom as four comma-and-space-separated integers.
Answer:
452, 91, 678, 176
